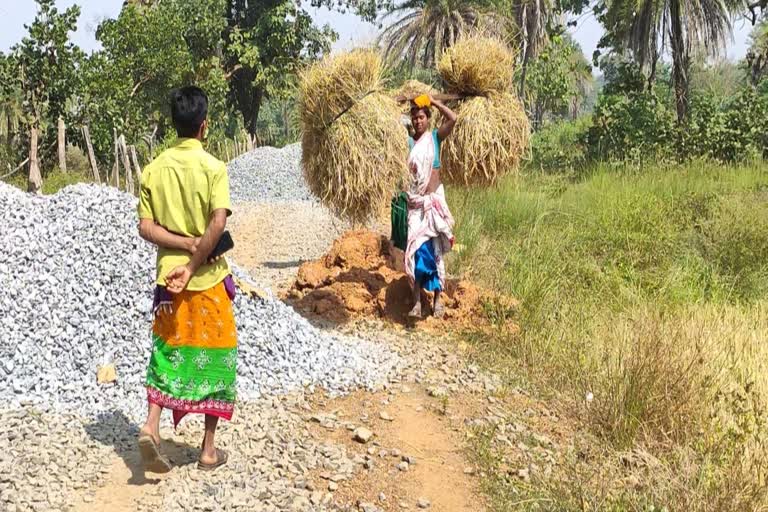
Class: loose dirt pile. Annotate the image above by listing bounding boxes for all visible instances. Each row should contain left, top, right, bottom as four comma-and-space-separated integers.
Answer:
287, 230, 518, 331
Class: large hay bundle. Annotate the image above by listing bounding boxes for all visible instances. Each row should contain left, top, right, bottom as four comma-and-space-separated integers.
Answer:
441, 93, 530, 186
438, 36, 515, 96
299, 51, 408, 223
437, 36, 529, 185
300, 51, 383, 131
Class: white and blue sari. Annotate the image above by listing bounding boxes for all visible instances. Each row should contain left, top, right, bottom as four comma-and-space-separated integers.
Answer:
405, 129, 455, 292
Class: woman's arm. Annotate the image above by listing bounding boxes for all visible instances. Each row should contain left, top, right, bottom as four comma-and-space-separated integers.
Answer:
432, 97, 457, 141
138, 218, 198, 254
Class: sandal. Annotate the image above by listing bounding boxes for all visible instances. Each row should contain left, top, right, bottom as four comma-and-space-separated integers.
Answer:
197, 448, 229, 471
408, 301, 422, 319
138, 434, 172, 474
433, 302, 445, 319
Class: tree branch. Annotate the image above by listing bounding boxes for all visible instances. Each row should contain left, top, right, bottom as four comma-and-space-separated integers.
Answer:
224, 64, 243, 80
130, 76, 151, 98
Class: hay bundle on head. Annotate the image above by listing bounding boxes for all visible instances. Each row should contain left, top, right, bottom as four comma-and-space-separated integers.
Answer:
437, 35, 530, 185
396, 80, 438, 102
299, 50, 408, 224
438, 36, 516, 96
441, 93, 530, 186
393, 80, 442, 135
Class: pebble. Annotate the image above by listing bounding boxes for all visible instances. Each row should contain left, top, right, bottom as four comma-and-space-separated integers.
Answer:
228, 144, 311, 203
379, 411, 394, 421
417, 497, 431, 509
353, 427, 374, 444
0, 183, 402, 421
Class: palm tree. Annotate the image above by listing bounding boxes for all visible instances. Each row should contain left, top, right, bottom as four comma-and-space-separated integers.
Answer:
603, 0, 743, 122
746, 19, 767, 85
379, 0, 510, 69
514, 0, 555, 99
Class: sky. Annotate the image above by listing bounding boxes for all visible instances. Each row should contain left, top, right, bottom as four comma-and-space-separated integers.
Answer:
0, 0, 756, 65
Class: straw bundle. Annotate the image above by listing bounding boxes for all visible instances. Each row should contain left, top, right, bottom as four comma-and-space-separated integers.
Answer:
396, 80, 437, 101
441, 93, 530, 186
435, 35, 529, 185
299, 51, 408, 223
438, 36, 516, 96
299, 50, 383, 131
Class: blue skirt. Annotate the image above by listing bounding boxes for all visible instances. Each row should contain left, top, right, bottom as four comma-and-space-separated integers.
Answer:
414, 239, 441, 292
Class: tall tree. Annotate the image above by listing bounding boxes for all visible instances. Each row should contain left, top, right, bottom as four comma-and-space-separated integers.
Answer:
746, 18, 768, 85
525, 33, 593, 125
224, 0, 336, 137
0, 54, 24, 145
87, 0, 228, 158
378, 0, 509, 69
598, 0, 742, 122
12, 0, 83, 191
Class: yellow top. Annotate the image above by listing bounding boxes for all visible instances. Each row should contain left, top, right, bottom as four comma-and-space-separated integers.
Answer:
137, 138, 232, 291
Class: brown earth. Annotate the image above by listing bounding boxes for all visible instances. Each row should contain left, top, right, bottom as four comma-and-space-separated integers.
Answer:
286, 230, 518, 332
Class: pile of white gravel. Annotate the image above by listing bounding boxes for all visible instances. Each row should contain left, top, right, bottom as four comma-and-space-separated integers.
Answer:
0, 182, 401, 421
227, 143, 312, 203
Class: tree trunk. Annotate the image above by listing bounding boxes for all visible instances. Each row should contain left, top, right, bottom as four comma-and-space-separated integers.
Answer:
519, 46, 531, 101
57, 117, 67, 172
82, 126, 100, 183
129, 145, 142, 185
245, 88, 264, 138
648, 45, 659, 93
119, 135, 134, 194
669, 0, 690, 123
112, 129, 120, 189
28, 126, 42, 194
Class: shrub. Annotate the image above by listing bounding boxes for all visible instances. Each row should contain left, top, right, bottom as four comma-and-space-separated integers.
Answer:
64, 144, 90, 173
529, 117, 590, 173
586, 89, 676, 164
683, 89, 768, 162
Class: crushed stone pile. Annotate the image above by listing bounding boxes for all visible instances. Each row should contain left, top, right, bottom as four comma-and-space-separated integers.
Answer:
0, 183, 401, 421
227, 143, 312, 203
287, 230, 519, 331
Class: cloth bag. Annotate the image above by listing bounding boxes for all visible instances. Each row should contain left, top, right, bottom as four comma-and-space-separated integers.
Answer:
390, 192, 408, 251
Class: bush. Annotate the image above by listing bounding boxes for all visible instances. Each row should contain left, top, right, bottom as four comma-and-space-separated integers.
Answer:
64, 144, 90, 173
683, 89, 768, 162
586, 88, 676, 164
529, 117, 590, 173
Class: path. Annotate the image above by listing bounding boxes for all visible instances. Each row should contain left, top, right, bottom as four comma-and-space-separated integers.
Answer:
65, 202, 491, 512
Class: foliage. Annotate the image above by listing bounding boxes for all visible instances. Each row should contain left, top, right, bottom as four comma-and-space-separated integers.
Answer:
224, 0, 337, 135
528, 116, 590, 172
746, 19, 768, 86
83, 0, 230, 161
12, 0, 85, 127
682, 88, 768, 162
586, 61, 676, 163
523, 33, 593, 125
595, 0, 744, 123
378, 0, 510, 69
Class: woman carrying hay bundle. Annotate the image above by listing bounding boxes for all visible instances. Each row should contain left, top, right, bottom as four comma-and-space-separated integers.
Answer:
404, 95, 457, 319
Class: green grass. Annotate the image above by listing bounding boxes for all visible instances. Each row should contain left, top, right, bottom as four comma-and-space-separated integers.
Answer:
449, 160, 768, 510
3, 168, 93, 194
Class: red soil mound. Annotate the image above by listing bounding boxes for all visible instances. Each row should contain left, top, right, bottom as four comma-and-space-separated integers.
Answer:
286, 230, 517, 331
